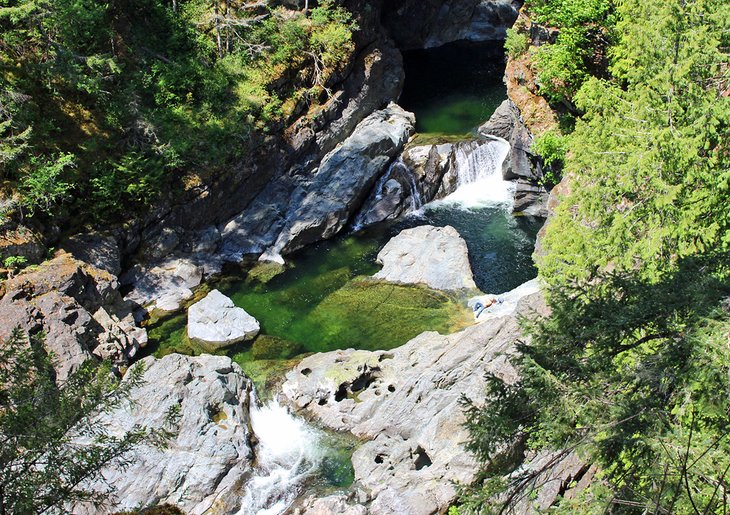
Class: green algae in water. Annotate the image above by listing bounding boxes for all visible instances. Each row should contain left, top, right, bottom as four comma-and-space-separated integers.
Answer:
145, 206, 539, 391
144, 230, 472, 392
225, 276, 471, 357
301, 279, 471, 352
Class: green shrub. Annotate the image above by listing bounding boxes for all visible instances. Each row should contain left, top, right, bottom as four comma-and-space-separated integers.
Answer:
504, 28, 529, 58
3, 255, 29, 270
19, 153, 75, 217
532, 130, 568, 167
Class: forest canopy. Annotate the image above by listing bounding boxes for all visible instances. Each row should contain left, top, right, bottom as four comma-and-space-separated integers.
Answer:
0, 0, 356, 224
462, 0, 730, 513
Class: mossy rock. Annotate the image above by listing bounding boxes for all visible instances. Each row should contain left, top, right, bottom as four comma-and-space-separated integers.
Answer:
251, 335, 305, 361
245, 261, 286, 285
232, 356, 305, 398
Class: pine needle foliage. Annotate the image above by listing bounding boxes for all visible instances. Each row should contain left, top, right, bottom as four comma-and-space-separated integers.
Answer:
460, 0, 730, 512
0, 328, 177, 513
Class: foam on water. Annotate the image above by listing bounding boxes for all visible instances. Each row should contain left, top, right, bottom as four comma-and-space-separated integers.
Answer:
238, 395, 324, 515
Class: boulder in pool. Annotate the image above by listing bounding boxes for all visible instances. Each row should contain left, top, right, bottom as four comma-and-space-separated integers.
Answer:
373, 225, 477, 291
187, 289, 259, 348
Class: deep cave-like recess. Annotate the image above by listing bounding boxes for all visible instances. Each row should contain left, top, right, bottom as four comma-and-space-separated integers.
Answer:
398, 40, 507, 135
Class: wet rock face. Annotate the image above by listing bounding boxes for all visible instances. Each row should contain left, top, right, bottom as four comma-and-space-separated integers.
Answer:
382, 0, 521, 50
373, 225, 478, 291
74, 354, 254, 515
480, 99, 541, 183
282, 290, 548, 514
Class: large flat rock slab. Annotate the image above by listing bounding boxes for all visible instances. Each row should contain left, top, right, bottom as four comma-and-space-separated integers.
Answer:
373, 225, 477, 291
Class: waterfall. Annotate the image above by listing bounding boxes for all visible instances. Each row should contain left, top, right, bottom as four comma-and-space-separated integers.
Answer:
439, 136, 514, 209
351, 158, 423, 231
405, 165, 424, 211
237, 394, 324, 515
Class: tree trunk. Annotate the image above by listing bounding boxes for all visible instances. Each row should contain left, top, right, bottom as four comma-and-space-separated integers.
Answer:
225, 0, 231, 54
214, 2, 223, 58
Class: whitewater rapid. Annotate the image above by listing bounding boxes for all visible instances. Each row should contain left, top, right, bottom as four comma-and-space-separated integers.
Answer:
237, 396, 324, 515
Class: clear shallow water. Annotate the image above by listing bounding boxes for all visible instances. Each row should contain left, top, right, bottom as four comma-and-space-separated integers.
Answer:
146, 206, 540, 366
412, 205, 541, 294
399, 41, 507, 135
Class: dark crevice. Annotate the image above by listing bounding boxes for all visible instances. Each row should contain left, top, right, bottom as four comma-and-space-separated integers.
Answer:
414, 446, 432, 470
334, 384, 348, 402
351, 370, 378, 393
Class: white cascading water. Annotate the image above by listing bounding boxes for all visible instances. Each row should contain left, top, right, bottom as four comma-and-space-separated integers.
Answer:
237, 394, 324, 515
351, 158, 424, 231
438, 135, 514, 209
405, 164, 424, 211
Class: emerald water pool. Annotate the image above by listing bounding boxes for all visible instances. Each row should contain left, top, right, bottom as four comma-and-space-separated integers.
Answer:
399, 41, 507, 135
145, 206, 540, 383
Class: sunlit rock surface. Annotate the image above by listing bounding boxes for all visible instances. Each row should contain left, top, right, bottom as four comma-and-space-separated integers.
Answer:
75, 354, 254, 514
187, 289, 260, 348
283, 288, 548, 514
0, 252, 146, 381
373, 225, 477, 291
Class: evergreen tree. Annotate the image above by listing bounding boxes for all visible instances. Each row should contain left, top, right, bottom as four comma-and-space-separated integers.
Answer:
460, 0, 730, 512
0, 329, 176, 513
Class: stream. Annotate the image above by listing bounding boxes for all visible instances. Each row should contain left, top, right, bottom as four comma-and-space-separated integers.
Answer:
145, 39, 541, 514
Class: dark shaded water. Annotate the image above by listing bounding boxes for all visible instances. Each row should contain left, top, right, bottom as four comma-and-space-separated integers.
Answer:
399, 41, 508, 135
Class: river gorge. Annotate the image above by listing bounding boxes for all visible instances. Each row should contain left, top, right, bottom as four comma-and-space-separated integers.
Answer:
3, 0, 725, 513
0, 1, 564, 513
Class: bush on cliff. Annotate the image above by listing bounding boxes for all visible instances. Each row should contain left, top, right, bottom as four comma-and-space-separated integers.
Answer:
0, 0, 356, 226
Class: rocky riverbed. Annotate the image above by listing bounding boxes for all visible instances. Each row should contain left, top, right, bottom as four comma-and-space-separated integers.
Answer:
0, 0, 571, 513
